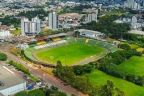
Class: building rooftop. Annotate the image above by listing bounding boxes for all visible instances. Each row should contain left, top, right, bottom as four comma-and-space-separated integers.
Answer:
78, 29, 103, 34
0, 64, 25, 90
47, 33, 67, 38
129, 30, 144, 35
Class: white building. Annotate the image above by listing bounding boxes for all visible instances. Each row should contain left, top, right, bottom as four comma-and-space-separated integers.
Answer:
21, 17, 41, 36
48, 11, 58, 30
115, 15, 144, 31
0, 30, 12, 40
78, 29, 105, 40
0, 64, 26, 96
127, 0, 135, 8
130, 16, 144, 30
131, 16, 138, 29
124, 0, 141, 10
85, 10, 98, 23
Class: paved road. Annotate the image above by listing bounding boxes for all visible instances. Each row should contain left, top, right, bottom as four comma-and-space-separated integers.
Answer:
0, 46, 86, 96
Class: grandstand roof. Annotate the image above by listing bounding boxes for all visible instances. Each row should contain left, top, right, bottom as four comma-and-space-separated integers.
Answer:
78, 29, 103, 35
47, 33, 67, 39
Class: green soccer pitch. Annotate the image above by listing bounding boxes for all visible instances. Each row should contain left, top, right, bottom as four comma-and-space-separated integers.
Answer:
24, 38, 117, 66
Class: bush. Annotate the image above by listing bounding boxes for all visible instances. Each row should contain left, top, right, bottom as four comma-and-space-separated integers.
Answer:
0, 52, 7, 61
8, 60, 30, 75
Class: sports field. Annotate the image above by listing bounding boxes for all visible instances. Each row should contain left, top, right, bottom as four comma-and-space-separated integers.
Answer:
24, 38, 117, 66
117, 56, 144, 76
33, 39, 105, 66
85, 69, 144, 96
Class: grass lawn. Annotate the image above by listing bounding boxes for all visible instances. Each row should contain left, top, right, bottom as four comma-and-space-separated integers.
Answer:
117, 56, 144, 76
15, 89, 45, 96
33, 39, 105, 66
85, 69, 144, 96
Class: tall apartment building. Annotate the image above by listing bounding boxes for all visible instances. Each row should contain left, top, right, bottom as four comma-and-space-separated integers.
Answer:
21, 17, 41, 36
124, 0, 141, 10
85, 10, 98, 23
48, 11, 58, 30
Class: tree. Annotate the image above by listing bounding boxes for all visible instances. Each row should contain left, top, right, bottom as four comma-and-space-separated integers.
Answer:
73, 65, 84, 75
74, 31, 80, 37
118, 43, 131, 50
98, 80, 125, 96
73, 64, 94, 75
73, 76, 93, 93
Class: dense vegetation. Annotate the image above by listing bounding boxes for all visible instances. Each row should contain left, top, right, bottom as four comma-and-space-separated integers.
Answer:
54, 62, 124, 96
0, 16, 20, 27
15, 86, 66, 96
0, 52, 7, 61
0, 9, 48, 26
18, 9, 49, 20
59, 5, 92, 14
122, 33, 144, 47
81, 15, 130, 39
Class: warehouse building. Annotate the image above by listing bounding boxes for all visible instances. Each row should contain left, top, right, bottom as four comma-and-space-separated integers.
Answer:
0, 64, 26, 96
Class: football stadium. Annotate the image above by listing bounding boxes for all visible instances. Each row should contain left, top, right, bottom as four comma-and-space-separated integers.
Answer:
24, 37, 117, 66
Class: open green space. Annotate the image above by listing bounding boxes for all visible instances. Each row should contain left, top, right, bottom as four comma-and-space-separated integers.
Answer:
117, 56, 144, 76
85, 69, 144, 96
34, 39, 105, 66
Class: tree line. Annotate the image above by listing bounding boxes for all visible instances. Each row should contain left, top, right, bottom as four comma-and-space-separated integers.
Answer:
53, 61, 125, 96
0, 9, 49, 27
0, 16, 20, 27
18, 9, 49, 20
96, 44, 144, 86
